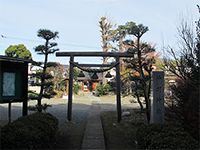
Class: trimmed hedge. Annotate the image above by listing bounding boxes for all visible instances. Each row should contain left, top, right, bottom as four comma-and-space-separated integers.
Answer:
136, 124, 199, 149
0, 112, 58, 149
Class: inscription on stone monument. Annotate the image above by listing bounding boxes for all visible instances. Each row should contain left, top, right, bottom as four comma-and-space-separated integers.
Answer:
150, 71, 164, 124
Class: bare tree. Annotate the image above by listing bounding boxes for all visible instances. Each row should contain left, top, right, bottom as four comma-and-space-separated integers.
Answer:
163, 7, 199, 140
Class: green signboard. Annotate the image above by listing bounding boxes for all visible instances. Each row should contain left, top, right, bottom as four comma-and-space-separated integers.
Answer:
0, 60, 28, 103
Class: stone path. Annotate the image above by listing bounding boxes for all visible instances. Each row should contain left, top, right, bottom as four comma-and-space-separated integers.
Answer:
81, 95, 105, 150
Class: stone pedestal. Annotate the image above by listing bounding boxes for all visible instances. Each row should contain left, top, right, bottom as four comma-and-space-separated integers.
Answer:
150, 71, 164, 124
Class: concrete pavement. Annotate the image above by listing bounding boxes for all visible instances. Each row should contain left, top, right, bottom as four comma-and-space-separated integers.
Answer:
81, 94, 105, 150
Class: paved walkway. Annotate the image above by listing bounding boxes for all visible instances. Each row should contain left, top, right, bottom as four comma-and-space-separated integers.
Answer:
81, 95, 105, 150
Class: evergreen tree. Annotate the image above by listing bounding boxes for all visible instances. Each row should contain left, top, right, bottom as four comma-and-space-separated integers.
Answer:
5, 44, 32, 59
112, 22, 156, 123
110, 22, 157, 120
33, 29, 59, 112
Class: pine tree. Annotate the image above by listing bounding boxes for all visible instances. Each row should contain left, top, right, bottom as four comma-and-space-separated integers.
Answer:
123, 22, 157, 123
32, 29, 59, 112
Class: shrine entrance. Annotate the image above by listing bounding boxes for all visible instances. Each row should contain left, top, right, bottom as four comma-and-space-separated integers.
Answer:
56, 51, 134, 122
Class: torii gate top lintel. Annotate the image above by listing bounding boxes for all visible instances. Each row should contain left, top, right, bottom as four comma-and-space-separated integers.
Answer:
56, 51, 134, 57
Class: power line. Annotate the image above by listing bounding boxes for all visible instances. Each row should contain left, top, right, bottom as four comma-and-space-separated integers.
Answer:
1, 34, 41, 43
0, 34, 100, 49
58, 42, 100, 49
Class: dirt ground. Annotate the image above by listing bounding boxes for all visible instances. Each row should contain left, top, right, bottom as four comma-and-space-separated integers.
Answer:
0, 92, 139, 125
0, 93, 140, 149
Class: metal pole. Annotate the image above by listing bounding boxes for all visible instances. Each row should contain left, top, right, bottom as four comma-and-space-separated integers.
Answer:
22, 100, 28, 116
68, 56, 74, 121
8, 102, 11, 123
22, 63, 28, 116
115, 56, 122, 122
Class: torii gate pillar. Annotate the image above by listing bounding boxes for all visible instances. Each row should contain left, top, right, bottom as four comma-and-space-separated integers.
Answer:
68, 56, 74, 121
115, 56, 122, 122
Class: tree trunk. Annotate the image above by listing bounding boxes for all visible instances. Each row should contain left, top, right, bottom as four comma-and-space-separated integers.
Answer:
143, 83, 151, 123
136, 36, 151, 123
102, 43, 107, 84
147, 70, 152, 98
135, 81, 144, 112
146, 106, 151, 123
146, 72, 152, 123
37, 40, 49, 112
136, 94, 143, 112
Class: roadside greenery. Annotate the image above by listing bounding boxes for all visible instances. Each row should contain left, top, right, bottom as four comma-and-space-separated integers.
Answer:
0, 113, 58, 149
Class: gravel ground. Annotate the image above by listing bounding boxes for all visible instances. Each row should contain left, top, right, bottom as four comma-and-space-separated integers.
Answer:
0, 93, 139, 149
0, 93, 139, 125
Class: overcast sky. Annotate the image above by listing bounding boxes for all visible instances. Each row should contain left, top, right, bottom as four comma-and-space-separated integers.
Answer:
0, 0, 198, 64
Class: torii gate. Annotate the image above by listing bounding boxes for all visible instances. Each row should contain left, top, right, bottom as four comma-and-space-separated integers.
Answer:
56, 51, 134, 122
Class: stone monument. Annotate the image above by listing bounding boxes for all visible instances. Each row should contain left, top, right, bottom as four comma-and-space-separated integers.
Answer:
150, 71, 165, 124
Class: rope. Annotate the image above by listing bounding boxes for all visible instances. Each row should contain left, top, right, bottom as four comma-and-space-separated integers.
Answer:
70, 61, 119, 73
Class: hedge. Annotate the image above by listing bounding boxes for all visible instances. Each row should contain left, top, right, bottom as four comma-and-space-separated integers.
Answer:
136, 124, 199, 149
0, 112, 58, 149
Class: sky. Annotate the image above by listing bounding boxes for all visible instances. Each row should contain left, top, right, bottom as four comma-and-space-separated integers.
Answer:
0, 0, 198, 64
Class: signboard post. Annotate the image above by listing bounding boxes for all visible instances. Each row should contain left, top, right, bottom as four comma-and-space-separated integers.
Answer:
8, 102, 11, 123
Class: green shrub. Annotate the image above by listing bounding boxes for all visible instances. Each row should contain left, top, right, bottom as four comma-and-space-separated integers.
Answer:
136, 124, 163, 149
55, 90, 64, 98
136, 124, 199, 149
73, 83, 80, 94
28, 90, 39, 100
95, 84, 111, 96
149, 126, 199, 149
1, 112, 58, 149
28, 103, 52, 112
